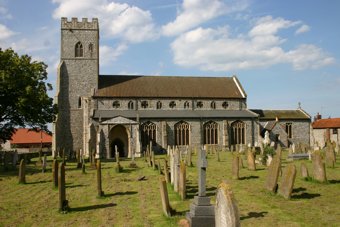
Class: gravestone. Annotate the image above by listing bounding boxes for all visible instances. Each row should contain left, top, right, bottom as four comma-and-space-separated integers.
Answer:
159, 177, 171, 217
186, 149, 215, 227
157, 160, 162, 175
76, 149, 82, 168
58, 162, 69, 212
187, 148, 193, 167
292, 143, 296, 153
335, 143, 339, 154
278, 164, 297, 199
96, 160, 104, 197
164, 159, 170, 183
18, 159, 26, 184
174, 150, 180, 192
152, 151, 156, 170
52, 159, 58, 187
41, 154, 47, 173
265, 150, 281, 193
325, 145, 336, 168
216, 149, 220, 162
215, 182, 240, 227
247, 149, 256, 171
179, 161, 186, 200
232, 154, 239, 180
312, 152, 327, 182
300, 163, 309, 178
239, 155, 244, 169
170, 151, 174, 185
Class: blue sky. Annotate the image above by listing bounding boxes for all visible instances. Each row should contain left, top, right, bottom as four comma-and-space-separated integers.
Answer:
1, 0, 339, 119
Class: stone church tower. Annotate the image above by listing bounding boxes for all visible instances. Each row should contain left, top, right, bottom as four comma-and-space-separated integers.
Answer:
53, 18, 99, 154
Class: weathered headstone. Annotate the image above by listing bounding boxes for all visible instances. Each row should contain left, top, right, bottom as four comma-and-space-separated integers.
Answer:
264, 150, 281, 193
247, 149, 256, 171
170, 151, 174, 185
18, 159, 26, 184
215, 182, 240, 227
278, 164, 297, 199
186, 149, 215, 227
312, 151, 327, 182
300, 163, 309, 179
52, 159, 58, 187
41, 154, 47, 173
76, 149, 82, 168
325, 145, 336, 168
152, 151, 156, 170
179, 161, 186, 200
159, 177, 171, 217
216, 149, 220, 162
58, 162, 69, 212
164, 159, 170, 183
157, 160, 162, 175
187, 148, 193, 167
292, 143, 296, 153
174, 150, 180, 192
335, 143, 339, 154
96, 159, 104, 197
232, 154, 239, 180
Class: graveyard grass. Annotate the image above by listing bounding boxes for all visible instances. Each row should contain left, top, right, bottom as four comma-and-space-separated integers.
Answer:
0, 151, 339, 227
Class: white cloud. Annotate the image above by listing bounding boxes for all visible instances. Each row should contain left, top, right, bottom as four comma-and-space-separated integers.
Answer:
295, 24, 310, 35
162, 0, 249, 36
52, 0, 158, 43
171, 16, 334, 71
100, 43, 128, 66
0, 5, 12, 19
0, 24, 15, 40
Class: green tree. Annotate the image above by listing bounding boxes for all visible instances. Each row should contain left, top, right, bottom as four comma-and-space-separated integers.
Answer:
0, 48, 57, 141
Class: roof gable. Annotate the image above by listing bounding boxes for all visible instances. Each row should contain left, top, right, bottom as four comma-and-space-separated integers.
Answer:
95, 75, 245, 99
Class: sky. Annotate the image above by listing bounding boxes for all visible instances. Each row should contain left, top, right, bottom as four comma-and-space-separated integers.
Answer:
1, 0, 340, 119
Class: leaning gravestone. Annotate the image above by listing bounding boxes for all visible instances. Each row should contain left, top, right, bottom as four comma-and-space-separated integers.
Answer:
312, 151, 327, 183
265, 150, 281, 193
247, 149, 256, 171
163, 159, 170, 183
232, 154, 239, 180
278, 164, 297, 199
52, 159, 58, 188
215, 182, 240, 227
300, 163, 309, 179
159, 177, 171, 217
186, 149, 215, 227
179, 161, 186, 200
58, 162, 69, 212
18, 159, 26, 184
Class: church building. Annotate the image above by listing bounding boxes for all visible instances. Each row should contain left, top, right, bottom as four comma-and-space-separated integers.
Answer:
53, 18, 310, 158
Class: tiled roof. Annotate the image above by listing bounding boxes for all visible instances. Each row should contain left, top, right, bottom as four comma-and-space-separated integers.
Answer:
250, 109, 310, 120
10, 128, 52, 144
312, 118, 340, 129
95, 75, 246, 99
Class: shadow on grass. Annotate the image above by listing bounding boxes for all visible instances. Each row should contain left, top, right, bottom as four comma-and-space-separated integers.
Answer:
239, 176, 259, 180
70, 202, 116, 212
291, 192, 321, 199
292, 187, 306, 193
104, 191, 138, 197
66, 184, 89, 188
120, 168, 138, 173
240, 211, 268, 220
328, 179, 340, 184
26, 180, 52, 185
186, 185, 216, 198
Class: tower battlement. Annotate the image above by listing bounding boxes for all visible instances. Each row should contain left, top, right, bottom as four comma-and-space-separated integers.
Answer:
61, 17, 98, 30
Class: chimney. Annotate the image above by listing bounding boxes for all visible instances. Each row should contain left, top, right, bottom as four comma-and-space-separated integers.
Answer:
314, 112, 322, 122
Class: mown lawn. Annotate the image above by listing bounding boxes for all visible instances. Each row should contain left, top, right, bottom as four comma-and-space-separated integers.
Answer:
0, 151, 339, 227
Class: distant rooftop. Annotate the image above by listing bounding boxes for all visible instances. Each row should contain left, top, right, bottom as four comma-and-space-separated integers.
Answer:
312, 118, 340, 129
10, 128, 52, 144
95, 75, 246, 99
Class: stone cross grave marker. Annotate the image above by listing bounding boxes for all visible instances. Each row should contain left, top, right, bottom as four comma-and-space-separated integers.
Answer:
300, 163, 309, 179
159, 177, 171, 217
278, 164, 297, 199
58, 162, 69, 212
198, 148, 207, 196
247, 148, 256, 171
18, 159, 26, 184
52, 159, 58, 188
265, 150, 281, 193
215, 181, 240, 227
97, 159, 104, 197
312, 151, 327, 183
232, 154, 239, 180
179, 161, 186, 200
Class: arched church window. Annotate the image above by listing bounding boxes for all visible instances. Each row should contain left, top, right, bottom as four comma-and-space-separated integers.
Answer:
156, 101, 162, 109
204, 121, 218, 144
175, 121, 190, 146
169, 101, 176, 109
75, 41, 83, 57
141, 101, 148, 109
222, 101, 229, 109
231, 120, 245, 145
141, 121, 156, 147
88, 43, 94, 57
112, 101, 120, 108
184, 101, 190, 109
196, 101, 203, 108
128, 101, 134, 110
211, 101, 216, 109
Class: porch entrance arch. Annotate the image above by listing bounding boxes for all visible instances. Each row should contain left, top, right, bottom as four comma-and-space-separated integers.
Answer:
109, 125, 128, 157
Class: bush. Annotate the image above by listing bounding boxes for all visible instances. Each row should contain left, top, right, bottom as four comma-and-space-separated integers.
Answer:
261, 146, 276, 165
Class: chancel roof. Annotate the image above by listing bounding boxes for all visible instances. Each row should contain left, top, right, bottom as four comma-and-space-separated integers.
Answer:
95, 75, 246, 99
250, 109, 310, 120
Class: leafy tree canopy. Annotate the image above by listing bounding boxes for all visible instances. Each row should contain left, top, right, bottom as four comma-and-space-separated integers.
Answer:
0, 48, 57, 142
